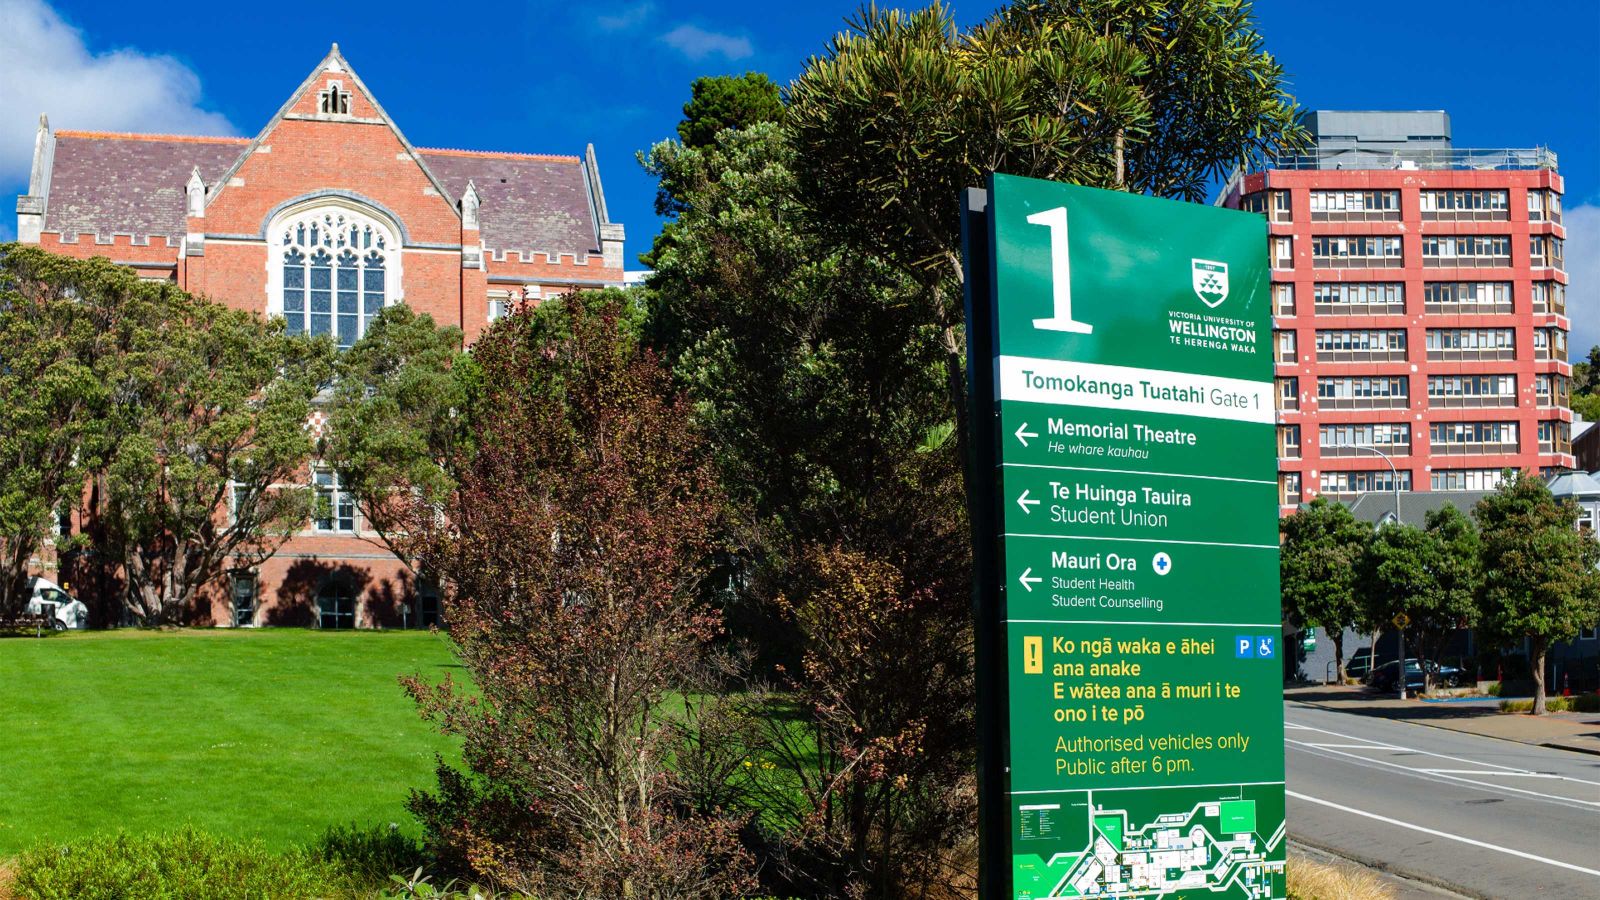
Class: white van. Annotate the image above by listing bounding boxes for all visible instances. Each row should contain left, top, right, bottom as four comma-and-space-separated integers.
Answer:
25, 577, 88, 630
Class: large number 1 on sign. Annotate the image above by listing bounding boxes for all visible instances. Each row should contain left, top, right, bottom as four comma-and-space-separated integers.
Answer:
1026, 206, 1093, 334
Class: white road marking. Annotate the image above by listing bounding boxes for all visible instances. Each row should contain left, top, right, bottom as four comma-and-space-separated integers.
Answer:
1422, 769, 1567, 779
1286, 739, 1600, 810
1287, 790, 1600, 879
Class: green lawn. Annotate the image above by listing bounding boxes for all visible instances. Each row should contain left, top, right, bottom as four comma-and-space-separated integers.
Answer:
0, 628, 461, 857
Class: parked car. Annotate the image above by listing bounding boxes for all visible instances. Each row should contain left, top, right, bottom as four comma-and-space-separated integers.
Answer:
1367, 658, 1463, 692
24, 577, 88, 630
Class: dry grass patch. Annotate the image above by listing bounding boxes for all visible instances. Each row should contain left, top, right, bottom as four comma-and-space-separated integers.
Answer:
1288, 853, 1394, 900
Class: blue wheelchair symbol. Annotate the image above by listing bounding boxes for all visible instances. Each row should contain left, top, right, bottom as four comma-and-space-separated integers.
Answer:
1257, 636, 1275, 658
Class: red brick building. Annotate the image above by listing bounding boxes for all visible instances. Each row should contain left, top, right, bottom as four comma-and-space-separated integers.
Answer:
1219, 111, 1572, 514
14, 45, 626, 626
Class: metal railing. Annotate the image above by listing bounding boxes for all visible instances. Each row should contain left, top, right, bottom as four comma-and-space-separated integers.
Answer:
1269, 146, 1558, 172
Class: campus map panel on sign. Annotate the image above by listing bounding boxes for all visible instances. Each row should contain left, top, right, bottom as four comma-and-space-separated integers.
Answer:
980, 174, 1285, 899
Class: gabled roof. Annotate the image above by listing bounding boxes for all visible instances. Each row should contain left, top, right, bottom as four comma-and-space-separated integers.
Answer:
44, 132, 246, 242
203, 44, 457, 221
1547, 471, 1600, 499
26, 46, 614, 260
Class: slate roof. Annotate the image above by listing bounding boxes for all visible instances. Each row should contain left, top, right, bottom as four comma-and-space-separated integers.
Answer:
44, 132, 246, 242
38, 132, 602, 258
1346, 491, 1492, 526
421, 149, 598, 258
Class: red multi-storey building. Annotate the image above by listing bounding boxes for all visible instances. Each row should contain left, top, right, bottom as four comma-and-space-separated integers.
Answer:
14, 46, 626, 626
1220, 111, 1571, 514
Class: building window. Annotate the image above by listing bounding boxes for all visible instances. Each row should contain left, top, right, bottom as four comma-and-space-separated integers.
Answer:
1527, 189, 1562, 224
1274, 330, 1297, 363
1314, 329, 1408, 363
1533, 327, 1567, 362
1529, 235, 1565, 270
488, 292, 513, 323
1431, 468, 1507, 492
1310, 189, 1400, 221
231, 572, 257, 627
1271, 236, 1294, 270
1272, 283, 1295, 317
275, 207, 398, 350
319, 83, 350, 115
1421, 235, 1511, 268
1320, 469, 1411, 499
1530, 281, 1566, 316
1311, 236, 1401, 268
1319, 423, 1410, 457
1425, 328, 1515, 361
317, 582, 357, 630
1313, 282, 1404, 316
1317, 376, 1408, 410
1423, 282, 1512, 315
1430, 421, 1519, 456
53, 505, 71, 539
1276, 376, 1299, 411
314, 469, 355, 532
1535, 374, 1570, 408
1279, 425, 1301, 458
1280, 472, 1302, 506
1419, 189, 1509, 221
1428, 374, 1515, 408
1539, 420, 1571, 454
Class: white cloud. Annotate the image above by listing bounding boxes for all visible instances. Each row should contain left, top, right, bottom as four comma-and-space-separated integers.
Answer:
660, 24, 755, 62
0, 0, 235, 186
1564, 203, 1600, 353
597, 2, 654, 32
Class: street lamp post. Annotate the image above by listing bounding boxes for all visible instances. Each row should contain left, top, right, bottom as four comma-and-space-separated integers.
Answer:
1354, 445, 1405, 700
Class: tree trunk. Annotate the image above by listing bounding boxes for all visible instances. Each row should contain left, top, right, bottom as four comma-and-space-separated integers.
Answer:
1332, 631, 1346, 683
1368, 628, 1382, 678
1114, 130, 1126, 189
1531, 635, 1549, 716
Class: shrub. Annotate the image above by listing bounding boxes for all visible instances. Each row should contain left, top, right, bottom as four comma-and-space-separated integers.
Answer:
311, 823, 427, 892
1571, 692, 1600, 713
1483, 681, 1501, 696
1287, 853, 1392, 899
11, 828, 340, 900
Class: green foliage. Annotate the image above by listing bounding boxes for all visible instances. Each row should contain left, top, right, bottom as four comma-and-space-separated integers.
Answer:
1499, 694, 1600, 714
1279, 498, 1369, 679
0, 246, 161, 617
643, 122, 972, 898
103, 288, 333, 624
677, 72, 784, 148
11, 827, 343, 900
1475, 470, 1600, 714
325, 304, 476, 565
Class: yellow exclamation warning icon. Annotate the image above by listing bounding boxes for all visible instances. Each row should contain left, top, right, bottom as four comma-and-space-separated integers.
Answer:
1024, 636, 1043, 674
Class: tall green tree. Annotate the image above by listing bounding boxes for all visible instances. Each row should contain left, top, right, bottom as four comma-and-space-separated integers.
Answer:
1475, 471, 1600, 714
0, 246, 158, 619
323, 304, 477, 569
643, 124, 973, 896
786, 0, 1305, 470
105, 292, 332, 625
677, 72, 784, 148
1280, 498, 1369, 681
1414, 504, 1482, 688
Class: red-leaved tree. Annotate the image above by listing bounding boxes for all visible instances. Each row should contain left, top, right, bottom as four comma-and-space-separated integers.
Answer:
402, 292, 753, 897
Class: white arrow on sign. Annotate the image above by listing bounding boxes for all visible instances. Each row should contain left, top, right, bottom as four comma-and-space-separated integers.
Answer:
1017, 489, 1040, 514
1018, 568, 1043, 592
1015, 422, 1039, 447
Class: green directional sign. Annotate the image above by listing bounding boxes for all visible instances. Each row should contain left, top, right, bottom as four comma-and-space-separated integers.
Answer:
963, 174, 1285, 899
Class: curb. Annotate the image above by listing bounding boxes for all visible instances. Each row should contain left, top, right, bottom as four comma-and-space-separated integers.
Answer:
1287, 838, 1482, 900
1287, 695, 1600, 757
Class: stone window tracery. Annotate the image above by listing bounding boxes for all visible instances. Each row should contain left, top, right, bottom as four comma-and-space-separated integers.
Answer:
275, 207, 396, 349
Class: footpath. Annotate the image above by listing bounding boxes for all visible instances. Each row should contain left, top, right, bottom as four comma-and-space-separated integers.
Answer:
1285, 684, 1600, 756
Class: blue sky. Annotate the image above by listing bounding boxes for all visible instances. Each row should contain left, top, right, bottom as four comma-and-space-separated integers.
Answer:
2, 0, 1596, 340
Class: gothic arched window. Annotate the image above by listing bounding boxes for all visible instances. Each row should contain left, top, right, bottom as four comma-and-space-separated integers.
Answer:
275, 207, 396, 349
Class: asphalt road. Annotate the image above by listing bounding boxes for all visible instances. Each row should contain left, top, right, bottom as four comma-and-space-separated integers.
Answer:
1285, 701, 1600, 898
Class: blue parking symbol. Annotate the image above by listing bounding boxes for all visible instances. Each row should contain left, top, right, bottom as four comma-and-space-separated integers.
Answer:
1257, 636, 1275, 658
1236, 637, 1254, 658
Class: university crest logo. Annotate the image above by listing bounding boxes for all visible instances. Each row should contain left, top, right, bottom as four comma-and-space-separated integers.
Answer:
1191, 259, 1229, 308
